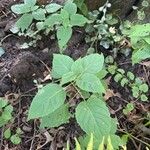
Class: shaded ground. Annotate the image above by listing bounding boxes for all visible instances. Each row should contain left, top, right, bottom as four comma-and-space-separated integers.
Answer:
0, 0, 150, 150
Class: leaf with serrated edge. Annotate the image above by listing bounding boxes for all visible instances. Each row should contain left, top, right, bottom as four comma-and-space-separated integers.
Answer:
72, 54, 104, 75
132, 44, 150, 64
24, 0, 36, 6
45, 3, 62, 13
64, 1, 77, 15
70, 14, 88, 27
76, 96, 111, 138
61, 72, 77, 85
11, 4, 31, 14
76, 73, 105, 93
52, 54, 74, 79
16, 14, 33, 32
28, 84, 66, 119
40, 104, 70, 128
57, 26, 72, 50
44, 14, 62, 27
32, 8, 46, 21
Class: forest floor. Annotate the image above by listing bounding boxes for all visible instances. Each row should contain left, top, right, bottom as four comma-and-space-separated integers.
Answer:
0, 0, 150, 150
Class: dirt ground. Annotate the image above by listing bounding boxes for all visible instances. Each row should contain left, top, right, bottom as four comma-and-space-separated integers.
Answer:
0, 0, 150, 149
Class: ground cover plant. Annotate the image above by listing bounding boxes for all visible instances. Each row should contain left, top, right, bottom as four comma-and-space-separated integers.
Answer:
0, 0, 150, 149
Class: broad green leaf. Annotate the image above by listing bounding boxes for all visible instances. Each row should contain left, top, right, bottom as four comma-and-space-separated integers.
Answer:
44, 14, 62, 27
61, 72, 77, 85
74, 0, 88, 15
30, 5, 39, 11
28, 84, 66, 119
24, 0, 36, 6
60, 9, 70, 27
74, 0, 84, 8
82, 54, 104, 74
71, 54, 104, 75
40, 104, 70, 128
57, 26, 72, 50
76, 73, 105, 93
108, 135, 123, 150
11, 4, 31, 14
124, 24, 150, 37
79, 3, 88, 16
70, 14, 88, 27
76, 96, 111, 138
45, 3, 62, 13
64, 1, 77, 15
32, 8, 46, 20
16, 14, 33, 32
52, 54, 74, 79
132, 44, 150, 64
96, 69, 108, 80
71, 58, 84, 75
110, 119, 118, 134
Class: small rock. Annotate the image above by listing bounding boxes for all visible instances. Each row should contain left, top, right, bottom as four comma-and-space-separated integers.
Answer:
22, 125, 32, 132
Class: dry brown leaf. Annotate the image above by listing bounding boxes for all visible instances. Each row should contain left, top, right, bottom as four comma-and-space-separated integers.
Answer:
104, 89, 121, 100
37, 131, 53, 149
140, 61, 150, 68
105, 76, 112, 85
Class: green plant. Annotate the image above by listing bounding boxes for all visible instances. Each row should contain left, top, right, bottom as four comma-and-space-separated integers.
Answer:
74, 0, 88, 16
132, 0, 149, 21
123, 23, 150, 64
107, 64, 149, 102
4, 127, 22, 145
0, 98, 13, 127
85, 1, 122, 52
123, 103, 135, 115
11, 0, 88, 51
27, 53, 123, 148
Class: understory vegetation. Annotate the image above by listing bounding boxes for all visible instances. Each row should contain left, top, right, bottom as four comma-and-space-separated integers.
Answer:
0, 0, 150, 149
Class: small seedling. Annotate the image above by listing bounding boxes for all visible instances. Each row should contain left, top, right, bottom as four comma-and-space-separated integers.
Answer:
0, 98, 13, 127
107, 63, 149, 102
123, 103, 135, 115
4, 127, 22, 145
123, 23, 150, 64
